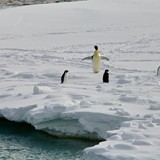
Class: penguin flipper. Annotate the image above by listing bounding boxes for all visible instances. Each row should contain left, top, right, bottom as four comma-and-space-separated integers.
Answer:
61, 73, 65, 83
82, 56, 93, 60
101, 56, 109, 61
61, 77, 64, 83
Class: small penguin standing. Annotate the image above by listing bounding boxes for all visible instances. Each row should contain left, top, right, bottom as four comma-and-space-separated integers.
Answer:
157, 66, 160, 76
103, 69, 109, 83
82, 45, 109, 73
61, 70, 69, 83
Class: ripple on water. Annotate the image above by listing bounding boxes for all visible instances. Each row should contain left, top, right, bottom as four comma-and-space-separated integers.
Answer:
0, 118, 98, 160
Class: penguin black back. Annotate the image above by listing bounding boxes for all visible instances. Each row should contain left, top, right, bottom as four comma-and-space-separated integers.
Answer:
103, 69, 109, 83
61, 70, 68, 83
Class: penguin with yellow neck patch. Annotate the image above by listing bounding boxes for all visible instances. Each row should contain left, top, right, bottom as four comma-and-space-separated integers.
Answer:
82, 46, 109, 73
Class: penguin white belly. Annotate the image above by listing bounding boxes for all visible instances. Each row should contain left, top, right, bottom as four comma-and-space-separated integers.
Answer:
92, 56, 101, 73
157, 66, 160, 76
63, 73, 68, 83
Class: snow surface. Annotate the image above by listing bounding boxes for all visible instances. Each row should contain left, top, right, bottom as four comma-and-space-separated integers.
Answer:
0, 0, 160, 159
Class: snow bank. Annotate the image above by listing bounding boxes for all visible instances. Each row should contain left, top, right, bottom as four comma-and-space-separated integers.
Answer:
85, 119, 160, 160
0, 101, 132, 140
0, 0, 160, 159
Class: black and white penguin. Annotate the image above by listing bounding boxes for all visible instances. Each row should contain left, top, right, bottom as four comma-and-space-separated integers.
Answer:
157, 66, 160, 76
61, 70, 69, 83
103, 69, 109, 83
82, 46, 109, 73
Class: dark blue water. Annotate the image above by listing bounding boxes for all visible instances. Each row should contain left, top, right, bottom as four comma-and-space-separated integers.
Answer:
0, 118, 98, 160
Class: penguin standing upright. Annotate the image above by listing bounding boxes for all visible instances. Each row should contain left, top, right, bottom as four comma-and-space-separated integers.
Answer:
61, 70, 69, 83
157, 66, 160, 76
82, 45, 109, 73
103, 69, 109, 83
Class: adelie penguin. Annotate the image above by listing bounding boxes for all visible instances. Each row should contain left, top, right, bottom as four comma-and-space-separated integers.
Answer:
82, 45, 109, 73
157, 66, 160, 76
103, 69, 109, 83
61, 70, 69, 84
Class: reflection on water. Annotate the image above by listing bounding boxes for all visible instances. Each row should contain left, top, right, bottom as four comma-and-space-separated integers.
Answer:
0, 118, 98, 160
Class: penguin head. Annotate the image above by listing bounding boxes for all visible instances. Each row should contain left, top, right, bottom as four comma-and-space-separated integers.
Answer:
105, 69, 109, 73
94, 45, 98, 50
64, 70, 69, 73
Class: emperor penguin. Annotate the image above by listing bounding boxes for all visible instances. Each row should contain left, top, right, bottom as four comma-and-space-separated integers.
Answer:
82, 46, 109, 73
61, 70, 69, 83
157, 66, 160, 76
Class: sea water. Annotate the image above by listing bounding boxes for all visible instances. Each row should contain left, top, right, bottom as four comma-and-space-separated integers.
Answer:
0, 118, 98, 160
